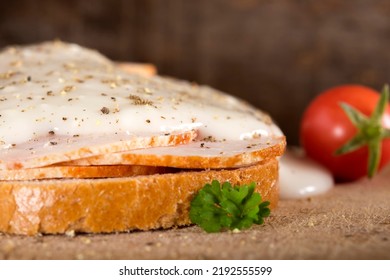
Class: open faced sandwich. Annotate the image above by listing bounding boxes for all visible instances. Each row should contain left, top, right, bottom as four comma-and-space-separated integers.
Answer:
0, 41, 285, 235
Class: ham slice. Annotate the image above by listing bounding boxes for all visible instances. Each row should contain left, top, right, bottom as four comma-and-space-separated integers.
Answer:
116, 62, 157, 76
0, 130, 196, 170
60, 136, 286, 169
0, 165, 171, 181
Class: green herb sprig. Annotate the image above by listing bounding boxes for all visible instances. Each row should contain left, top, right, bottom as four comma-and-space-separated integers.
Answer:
189, 180, 271, 233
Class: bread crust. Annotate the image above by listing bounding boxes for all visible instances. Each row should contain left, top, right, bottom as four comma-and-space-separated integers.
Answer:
0, 159, 279, 235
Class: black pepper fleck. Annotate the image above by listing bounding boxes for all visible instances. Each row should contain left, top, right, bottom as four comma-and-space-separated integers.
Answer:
129, 94, 154, 106
202, 136, 216, 142
100, 107, 110, 114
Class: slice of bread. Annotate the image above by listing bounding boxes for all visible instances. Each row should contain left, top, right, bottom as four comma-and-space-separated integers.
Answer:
0, 159, 278, 235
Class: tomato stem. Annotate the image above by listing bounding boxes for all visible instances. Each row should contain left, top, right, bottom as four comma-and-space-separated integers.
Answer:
336, 85, 390, 178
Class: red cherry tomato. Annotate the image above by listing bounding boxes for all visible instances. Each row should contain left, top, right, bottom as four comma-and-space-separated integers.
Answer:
300, 85, 390, 182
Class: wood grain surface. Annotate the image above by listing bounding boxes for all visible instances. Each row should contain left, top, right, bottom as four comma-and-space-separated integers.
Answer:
1, 167, 389, 260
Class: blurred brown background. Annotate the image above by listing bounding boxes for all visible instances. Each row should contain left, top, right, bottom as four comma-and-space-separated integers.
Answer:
1, 0, 390, 145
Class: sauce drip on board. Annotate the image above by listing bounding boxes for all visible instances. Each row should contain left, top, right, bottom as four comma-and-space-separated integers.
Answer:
279, 147, 334, 199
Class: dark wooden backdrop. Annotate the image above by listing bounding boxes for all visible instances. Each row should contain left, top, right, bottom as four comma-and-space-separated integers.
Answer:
1, 0, 390, 144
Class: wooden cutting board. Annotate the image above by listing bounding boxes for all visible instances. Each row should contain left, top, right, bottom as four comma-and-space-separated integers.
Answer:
1, 167, 389, 260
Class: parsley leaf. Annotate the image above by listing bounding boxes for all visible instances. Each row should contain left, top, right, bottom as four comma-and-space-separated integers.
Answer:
189, 180, 271, 233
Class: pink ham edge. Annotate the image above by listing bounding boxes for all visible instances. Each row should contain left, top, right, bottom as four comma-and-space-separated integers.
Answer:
60, 136, 286, 169
0, 130, 197, 170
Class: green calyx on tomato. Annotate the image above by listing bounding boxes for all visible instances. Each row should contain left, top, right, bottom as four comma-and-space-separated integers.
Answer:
301, 84, 390, 182
335, 85, 390, 178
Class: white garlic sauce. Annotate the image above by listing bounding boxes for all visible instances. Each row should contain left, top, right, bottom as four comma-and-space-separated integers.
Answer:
0, 41, 282, 147
279, 147, 334, 199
